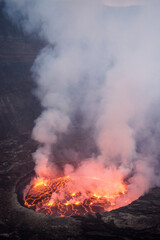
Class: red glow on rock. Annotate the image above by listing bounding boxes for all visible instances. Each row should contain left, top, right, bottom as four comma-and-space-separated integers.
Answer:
24, 162, 132, 217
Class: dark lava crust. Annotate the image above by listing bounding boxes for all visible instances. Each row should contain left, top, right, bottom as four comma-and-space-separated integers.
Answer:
0, 2, 160, 240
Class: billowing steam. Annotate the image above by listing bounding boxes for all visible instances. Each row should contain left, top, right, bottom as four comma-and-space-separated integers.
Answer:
4, 0, 160, 206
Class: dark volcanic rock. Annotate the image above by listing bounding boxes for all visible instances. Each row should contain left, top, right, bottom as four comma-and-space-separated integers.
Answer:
0, 2, 160, 240
0, 1, 42, 140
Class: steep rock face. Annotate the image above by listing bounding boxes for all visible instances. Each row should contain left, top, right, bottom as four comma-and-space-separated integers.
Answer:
0, 1, 42, 140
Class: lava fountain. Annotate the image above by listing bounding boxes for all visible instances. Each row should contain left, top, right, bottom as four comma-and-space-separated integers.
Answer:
23, 162, 133, 217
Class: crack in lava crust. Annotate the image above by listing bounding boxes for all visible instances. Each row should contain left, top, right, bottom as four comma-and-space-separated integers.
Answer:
24, 175, 128, 217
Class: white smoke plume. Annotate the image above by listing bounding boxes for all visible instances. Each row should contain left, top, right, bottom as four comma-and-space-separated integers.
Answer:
4, 0, 160, 202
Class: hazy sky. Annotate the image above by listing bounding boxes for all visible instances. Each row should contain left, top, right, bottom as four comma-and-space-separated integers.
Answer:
102, 0, 159, 7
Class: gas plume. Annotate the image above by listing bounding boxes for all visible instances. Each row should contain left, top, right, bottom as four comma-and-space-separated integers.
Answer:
4, 0, 160, 207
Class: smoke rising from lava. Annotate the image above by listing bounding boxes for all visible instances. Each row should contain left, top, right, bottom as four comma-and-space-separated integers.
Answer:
4, 0, 160, 206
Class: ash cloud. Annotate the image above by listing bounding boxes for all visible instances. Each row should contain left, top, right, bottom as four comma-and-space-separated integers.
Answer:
4, 0, 160, 202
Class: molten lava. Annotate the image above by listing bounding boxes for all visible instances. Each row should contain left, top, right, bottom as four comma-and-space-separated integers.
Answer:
24, 175, 128, 217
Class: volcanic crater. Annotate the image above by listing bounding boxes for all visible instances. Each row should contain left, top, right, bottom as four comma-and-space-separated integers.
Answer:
0, 1, 160, 240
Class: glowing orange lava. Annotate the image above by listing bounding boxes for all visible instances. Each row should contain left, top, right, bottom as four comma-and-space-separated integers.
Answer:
24, 175, 128, 217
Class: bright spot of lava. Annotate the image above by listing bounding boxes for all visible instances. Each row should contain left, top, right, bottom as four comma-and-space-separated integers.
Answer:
24, 175, 128, 217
